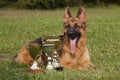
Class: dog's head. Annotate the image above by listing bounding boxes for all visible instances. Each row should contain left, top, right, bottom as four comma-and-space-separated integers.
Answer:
63, 7, 86, 54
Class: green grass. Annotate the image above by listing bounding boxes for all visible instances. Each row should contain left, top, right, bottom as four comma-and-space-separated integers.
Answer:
0, 6, 120, 80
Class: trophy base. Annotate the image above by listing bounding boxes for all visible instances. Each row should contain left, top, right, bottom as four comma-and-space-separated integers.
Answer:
27, 61, 45, 73
46, 64, 54, 70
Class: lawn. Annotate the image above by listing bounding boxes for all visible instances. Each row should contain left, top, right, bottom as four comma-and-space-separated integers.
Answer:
0, 6, 120, 80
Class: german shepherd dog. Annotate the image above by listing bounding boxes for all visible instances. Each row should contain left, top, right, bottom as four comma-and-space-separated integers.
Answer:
15, 7, 96, 71
59, 7, 96, 70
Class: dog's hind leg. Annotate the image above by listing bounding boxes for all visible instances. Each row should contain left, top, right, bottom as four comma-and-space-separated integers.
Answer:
15, 45, 33, 65
81, 60, 97, 70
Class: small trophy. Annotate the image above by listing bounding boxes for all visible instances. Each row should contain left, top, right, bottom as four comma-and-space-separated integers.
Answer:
43, 43, 54, 70
27, 44, 43, 73
52, 51, 60, 68
52, 50, 63, 71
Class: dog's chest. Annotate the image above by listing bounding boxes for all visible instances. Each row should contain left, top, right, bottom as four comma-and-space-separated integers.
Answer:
60, 53, 80, 68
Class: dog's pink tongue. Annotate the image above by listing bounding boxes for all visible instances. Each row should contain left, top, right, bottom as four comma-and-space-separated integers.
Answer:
70, 38, 77, 54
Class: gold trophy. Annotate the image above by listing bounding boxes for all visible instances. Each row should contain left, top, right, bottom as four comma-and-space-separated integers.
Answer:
43, 43, 54, 70
27, 44, 43, 73
42, 35, 63, 71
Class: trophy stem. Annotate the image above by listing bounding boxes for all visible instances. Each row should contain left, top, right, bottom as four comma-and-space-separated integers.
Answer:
30, 61, 39, 70
46, 57, 54, 70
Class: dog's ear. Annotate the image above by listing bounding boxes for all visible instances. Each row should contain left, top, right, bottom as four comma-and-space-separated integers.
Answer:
76, 7, 86, 24
63, 7, 72, 23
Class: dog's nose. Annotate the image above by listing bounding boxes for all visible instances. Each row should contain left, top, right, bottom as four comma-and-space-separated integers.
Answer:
67, 29, 77, 40
68, 29, 76, 35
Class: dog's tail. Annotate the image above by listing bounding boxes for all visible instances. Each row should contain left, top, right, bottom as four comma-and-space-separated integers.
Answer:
90, 63, 103, 70
0, 55, 15, 61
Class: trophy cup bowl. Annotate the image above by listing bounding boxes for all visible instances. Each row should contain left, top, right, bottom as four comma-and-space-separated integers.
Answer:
43, 43, 54, 70
27, 44, 44, 73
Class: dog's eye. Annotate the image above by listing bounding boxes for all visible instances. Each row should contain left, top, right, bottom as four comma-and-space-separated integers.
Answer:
66, 24, 70, 29
75, 24, 81, 29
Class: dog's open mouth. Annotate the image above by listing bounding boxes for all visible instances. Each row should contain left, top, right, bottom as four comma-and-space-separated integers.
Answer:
67, 33, 81, 54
